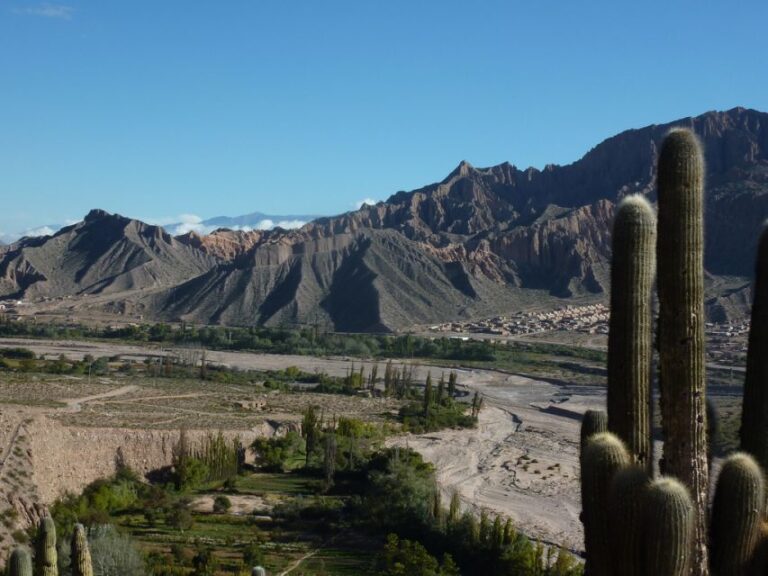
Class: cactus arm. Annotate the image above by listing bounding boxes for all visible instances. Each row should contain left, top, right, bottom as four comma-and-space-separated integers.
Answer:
607, 194, 656, 472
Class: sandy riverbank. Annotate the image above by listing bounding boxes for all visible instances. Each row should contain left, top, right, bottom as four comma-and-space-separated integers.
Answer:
391, 370, 603, 552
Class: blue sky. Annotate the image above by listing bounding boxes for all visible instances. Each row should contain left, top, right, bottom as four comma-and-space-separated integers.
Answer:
1, 1, 767, 236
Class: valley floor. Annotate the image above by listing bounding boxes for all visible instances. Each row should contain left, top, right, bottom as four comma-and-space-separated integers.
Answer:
0, 337, 605, 555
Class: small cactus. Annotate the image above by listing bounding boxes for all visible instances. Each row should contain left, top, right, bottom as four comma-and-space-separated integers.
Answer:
608, 466, 651, 576
7, 548, 32, 576
34, 516, 58, 576
741, 224, 768, 471
656, 127, 709, 573
580, 409, 608, 457
643, 477, 695, 576
710, 453, 765, 576
580, 432, 630, 576
70, 524, 93, 576
607, 194, 656, 472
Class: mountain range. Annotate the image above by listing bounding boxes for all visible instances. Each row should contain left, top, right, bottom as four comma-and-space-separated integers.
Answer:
1, 107, 766, 331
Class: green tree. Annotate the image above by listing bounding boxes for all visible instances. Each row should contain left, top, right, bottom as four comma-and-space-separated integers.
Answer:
423, 373, 433, 419
251, 432, 304, 472
302, 406, 321, 468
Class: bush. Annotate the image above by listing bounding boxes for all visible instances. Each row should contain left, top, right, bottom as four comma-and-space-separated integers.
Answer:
167, 501, 194, 531
87, 524, 145, 576
213, 495, 232, 513
242, 541, 265, 567
192, 546, 218, 576
399, 401, 476, 433
375, 533, 459, 576
251, 431, 304, 472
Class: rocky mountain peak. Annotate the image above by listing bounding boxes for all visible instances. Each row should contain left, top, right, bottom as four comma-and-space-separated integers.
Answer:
83, 208, 113, 222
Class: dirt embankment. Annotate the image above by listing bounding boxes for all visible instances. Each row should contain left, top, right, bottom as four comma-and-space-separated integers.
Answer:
27, 417, 267, 505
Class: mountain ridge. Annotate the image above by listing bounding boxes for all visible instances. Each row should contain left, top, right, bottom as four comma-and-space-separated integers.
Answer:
1, 107, 766, 331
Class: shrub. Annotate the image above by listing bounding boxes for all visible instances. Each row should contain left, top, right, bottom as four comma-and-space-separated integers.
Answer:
213, 495, 232, 514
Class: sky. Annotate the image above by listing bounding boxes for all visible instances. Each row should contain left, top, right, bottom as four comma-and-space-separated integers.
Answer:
1, 1, 767, 237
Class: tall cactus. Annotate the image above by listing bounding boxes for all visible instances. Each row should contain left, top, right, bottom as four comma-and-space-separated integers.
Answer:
710, 453, 765, 576
580, 409, 608, 456
609, 466, 651, 576
644, 477, 696, 576
580, 432, 630, 576
70, 524, 93, 576
607, 194, 656, 471
656, 127, 709, 574
7, 548, 32, 576
741, 225, 768, 471
34, 516, 58, 576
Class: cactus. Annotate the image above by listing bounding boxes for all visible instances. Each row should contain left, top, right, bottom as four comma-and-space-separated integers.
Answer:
580, 409, 608, 457
656, 127, 709, 573
644, 477, 696, 576
710, 453, 765, 576
707, 398, 719, 468
580, 432, 630, 576
607, 194, 656, 471
34, 516, 58, 576
70, 524, 93, 576
747, 522, 768, 575
608, 466, 651, 576
7, 548, 32, 576
741, 225, 768, 471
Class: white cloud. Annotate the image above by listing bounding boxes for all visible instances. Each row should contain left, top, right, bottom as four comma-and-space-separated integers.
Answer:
254, 219, 306, 230
147, 214, 307, 237
23, 226, 56, 237
354, 198, 378, 209
169, 214, 207, 235
15, 3, 74, 19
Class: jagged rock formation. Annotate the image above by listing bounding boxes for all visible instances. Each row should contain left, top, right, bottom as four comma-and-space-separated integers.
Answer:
1, 107, 766, 330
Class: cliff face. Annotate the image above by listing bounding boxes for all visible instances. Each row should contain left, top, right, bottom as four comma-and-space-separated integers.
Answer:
2, 107, 766, 330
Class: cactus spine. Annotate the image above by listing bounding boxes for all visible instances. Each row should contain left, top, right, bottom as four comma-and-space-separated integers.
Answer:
71, 524, 93, 576
580, 432, 630, 576
710, 453, 765, 576
644, 477, 696, 576
656, 127, 709, 573
7, 548, 32, 576
607, 194, 656, 471
609, 466, 651, 576
34, 516, 58, 576
580, 409, 608, 456
741, 225, 768, 471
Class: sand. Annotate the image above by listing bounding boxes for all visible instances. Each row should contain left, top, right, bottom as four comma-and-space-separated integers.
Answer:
391, 369, 603, 553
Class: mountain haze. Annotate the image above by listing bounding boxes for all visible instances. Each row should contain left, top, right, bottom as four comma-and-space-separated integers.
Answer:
1, 107, 766, 331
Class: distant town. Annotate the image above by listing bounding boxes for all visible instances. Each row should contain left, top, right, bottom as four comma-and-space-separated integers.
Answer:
428, 303, 750, 368
429, 304, 611, 337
